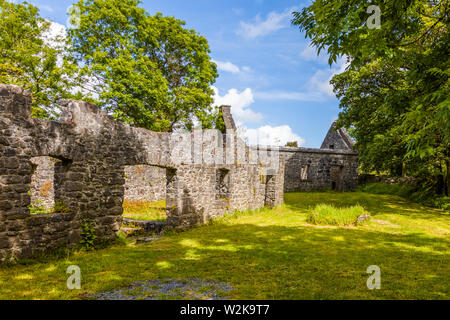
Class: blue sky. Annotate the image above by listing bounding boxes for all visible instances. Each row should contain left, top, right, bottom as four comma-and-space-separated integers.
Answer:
26, 0, 346, 148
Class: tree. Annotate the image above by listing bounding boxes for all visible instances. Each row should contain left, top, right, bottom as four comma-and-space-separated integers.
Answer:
0, 0, 76, 118
293, 0, 449, 195
68, 0, 219, 132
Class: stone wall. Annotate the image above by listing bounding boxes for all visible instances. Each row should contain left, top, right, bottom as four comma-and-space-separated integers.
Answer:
0, 83, 358, 262
320, 121, 354, 150
0, 84, 285, 261
123, 165, 166, 203
281, 120, 358, 193
281, 148, 358, 193
264, 155, 285, 208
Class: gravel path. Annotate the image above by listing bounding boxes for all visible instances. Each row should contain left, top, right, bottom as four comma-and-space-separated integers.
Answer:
93, 278, 233, 300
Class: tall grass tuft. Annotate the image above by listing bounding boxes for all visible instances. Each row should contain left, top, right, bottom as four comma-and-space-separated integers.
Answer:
306, 204, 367, 226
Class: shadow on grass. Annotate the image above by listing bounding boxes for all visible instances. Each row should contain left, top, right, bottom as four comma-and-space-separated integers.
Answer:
1, 214, 448, 300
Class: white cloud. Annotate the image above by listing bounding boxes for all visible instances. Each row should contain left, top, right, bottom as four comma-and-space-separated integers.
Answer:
42, 21, 67, 49
237, 8, 295, 39
299, 44, 351, 98
244, 125, 306, 147
212, 86, 305, 147
254, 90, 325, 102
306, 57, 349, 98
300, 43, 329, 64
41, 20, 101, 100
232, 8, 244, 16
276, 54, 300, 66
252, 56, 349, 101
212, 60, 241, 74
40, 5, 54, 13
212, 60, 252, 75
212, 87, 263, 124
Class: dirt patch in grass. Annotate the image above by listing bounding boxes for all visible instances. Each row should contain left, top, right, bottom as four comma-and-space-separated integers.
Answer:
91, 278, 233, 300
372, 219, 400, 228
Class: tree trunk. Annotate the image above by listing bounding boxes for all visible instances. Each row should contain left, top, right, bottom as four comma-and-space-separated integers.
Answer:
446, 161, 449, 197
437, 162, 444, 195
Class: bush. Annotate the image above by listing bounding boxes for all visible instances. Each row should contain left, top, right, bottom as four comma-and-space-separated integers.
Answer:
80, 219, 97, 251
306, 204, 367, 226
360, 183, 450, 210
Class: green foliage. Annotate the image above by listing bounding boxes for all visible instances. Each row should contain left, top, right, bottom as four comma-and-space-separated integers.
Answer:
52, 201, 70, 213
192, 105, 226, 131
68, 0, 219, 132
28, 200, 70, 215
28, 200, 47, 215
0, 0, 80, 118
306, 204, 366, 226
292, 0, 450, 195
360, 183, 414, 198
0, 0, 223, 129
360, 183, 450, 210
285, 141, 299, 148
80, 219, 97, 251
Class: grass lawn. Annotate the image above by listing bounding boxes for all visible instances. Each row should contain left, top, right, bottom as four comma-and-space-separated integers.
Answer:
0, 191, 449, 299
122, 200, 166, 221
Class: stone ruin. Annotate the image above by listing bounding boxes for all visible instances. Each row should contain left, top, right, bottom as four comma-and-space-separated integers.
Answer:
280, 122, 358, 193
0, 85, 284, 260
0, 84, 358, 261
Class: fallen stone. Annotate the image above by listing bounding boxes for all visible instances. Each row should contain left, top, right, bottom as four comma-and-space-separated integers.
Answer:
136, 235, 163, 244
357, 214, 371, 225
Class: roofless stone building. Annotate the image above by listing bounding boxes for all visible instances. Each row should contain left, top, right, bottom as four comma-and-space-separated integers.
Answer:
0, 84, 357, 261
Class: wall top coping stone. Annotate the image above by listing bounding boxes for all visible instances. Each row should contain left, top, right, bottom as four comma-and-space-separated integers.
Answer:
0, 83, 32, 97
1, 83, 358, 158
272, 146, 358, 155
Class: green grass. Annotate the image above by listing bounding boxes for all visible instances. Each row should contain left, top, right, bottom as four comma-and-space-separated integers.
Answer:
360, 182, 450, 210
0, 191, 449, 300
307, 204, 366, 226
28, 201, 70, 215
122, 200, 166, 221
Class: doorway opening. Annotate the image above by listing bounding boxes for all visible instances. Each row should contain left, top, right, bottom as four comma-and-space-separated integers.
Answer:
330, 165, 344, 192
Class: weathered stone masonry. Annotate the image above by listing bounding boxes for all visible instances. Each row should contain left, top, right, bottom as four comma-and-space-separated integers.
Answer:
123, 165, 166, 203
0, 84, 284, 261
281, 147, 358, 192
281, 122, 359, 192
0, 84, 357, 262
